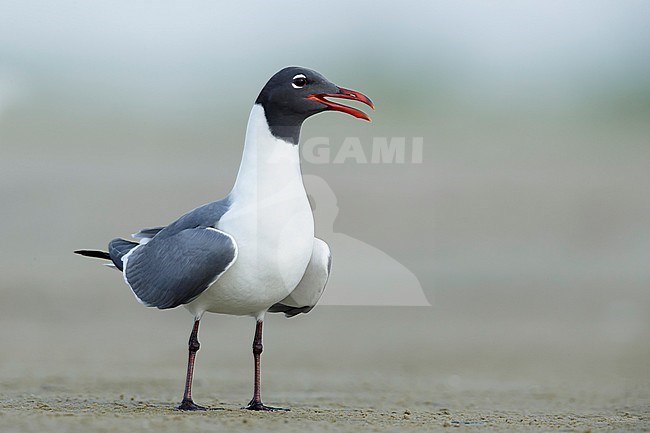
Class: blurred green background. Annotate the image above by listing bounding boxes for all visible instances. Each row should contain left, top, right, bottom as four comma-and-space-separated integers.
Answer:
0, 0, 648, 402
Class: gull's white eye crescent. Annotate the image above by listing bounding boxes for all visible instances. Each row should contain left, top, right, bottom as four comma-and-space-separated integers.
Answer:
292, 74, 308, 89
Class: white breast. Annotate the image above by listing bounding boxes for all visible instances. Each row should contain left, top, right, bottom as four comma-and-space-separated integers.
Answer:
185, 105, 314, 317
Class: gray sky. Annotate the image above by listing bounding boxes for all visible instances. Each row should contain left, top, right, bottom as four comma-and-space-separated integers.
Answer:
1, 1, 648, 110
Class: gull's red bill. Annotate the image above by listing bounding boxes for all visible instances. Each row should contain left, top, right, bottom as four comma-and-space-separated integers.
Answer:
307, 86, 375, 121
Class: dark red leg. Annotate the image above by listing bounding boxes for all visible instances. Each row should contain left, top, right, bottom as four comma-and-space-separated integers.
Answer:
178, 319, 208, 410
245, 320, 289, 411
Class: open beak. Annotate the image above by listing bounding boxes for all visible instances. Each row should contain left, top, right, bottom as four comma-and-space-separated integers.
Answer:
307, 87, 375, 121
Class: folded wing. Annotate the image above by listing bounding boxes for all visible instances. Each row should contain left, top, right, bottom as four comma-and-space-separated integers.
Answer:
123, 227, 237, 310
269, 238, 331, 317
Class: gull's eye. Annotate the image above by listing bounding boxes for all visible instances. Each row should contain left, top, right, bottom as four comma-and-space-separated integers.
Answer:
292, 74, 308, 89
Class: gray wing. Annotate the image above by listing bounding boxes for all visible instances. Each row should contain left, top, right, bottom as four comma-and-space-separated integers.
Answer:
107, 238, 140, 270
118, 197, 236, 309
131, 197, 232, 242
123, 227, 237, 309
269, 238, 331, 317
132, 226, 165, 241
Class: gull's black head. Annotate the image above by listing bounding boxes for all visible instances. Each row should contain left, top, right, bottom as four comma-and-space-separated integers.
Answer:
255, 66, 374, 144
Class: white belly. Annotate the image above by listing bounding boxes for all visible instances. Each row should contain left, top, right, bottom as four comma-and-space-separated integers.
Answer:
185, 187, 314, 317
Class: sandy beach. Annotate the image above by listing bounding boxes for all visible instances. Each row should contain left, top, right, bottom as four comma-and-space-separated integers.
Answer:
1, 282, 647, 432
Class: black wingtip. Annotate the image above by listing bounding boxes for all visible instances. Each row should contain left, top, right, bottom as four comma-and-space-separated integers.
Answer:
268, 304, 313, 318
74, 249, 111, 260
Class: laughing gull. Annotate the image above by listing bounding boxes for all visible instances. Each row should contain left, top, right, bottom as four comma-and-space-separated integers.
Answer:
75, 66, 374, 411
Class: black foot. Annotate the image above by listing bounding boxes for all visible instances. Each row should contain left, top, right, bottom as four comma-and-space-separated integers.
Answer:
245, 400, 290, 411
177, 399, 221, 411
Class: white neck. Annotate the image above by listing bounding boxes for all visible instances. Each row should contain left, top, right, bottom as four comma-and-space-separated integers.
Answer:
231, 104, 305, 201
